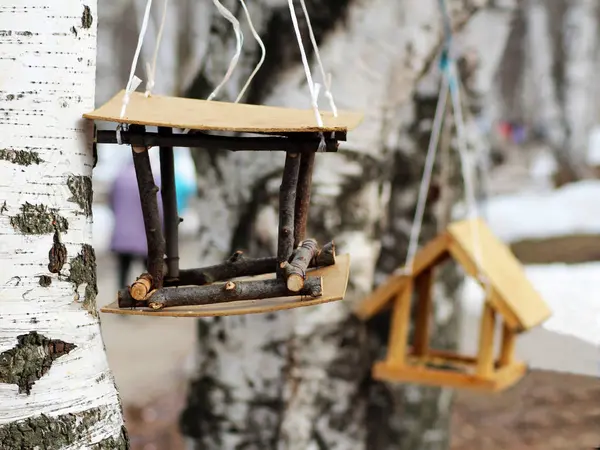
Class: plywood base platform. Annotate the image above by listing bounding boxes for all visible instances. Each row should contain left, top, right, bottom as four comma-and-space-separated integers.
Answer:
100, 254, 350, 318
84, 90, 364, 134
372, 359, 527, 393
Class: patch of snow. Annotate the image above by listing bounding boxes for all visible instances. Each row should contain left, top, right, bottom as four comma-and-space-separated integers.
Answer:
478, 180, 600, 242
587, 126, 600, 165
529, 150, 557, 186
461, 261, 600, 347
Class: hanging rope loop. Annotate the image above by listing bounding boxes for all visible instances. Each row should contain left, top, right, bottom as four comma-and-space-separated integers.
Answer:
207, 0, 244, 102
145, 0, 170, 97
400, 0, 488, 291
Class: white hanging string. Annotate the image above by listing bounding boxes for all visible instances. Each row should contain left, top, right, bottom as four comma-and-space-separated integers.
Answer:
400, 73, 450, 275
287, 0, 323, 127
145, 0, 170, 97
120, 0, 154, 120
207, 0, 244, 102
297, 0, 338, 117
447, 60, 489, 288
181, 0, 246, 134
235, 0, 266, 104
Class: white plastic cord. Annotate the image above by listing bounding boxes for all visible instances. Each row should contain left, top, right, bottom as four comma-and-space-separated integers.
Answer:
235, 0, 266, 103
120, 0, 154, 119
287, 0, 323, 127
298, 0, 338, 117
145, 0, 170, 97
401, 74, 450, 275
207, 0, 244, 102
447, 60, 488, 288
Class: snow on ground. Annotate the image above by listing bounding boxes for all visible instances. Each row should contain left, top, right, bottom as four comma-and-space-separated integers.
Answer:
467, 179, 600, 242
461, 261, 600, 347
587, 126, 600, 166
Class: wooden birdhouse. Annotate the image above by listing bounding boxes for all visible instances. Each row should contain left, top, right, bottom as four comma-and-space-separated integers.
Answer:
355, 219, 552, 392
84, 91, 363, 317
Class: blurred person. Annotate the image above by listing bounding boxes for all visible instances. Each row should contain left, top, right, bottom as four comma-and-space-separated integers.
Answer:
108, 159, 163, 289
174, 148, 197, 215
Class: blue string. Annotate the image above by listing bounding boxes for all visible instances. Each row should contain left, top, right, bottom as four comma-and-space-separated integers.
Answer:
437, 0, 457, 92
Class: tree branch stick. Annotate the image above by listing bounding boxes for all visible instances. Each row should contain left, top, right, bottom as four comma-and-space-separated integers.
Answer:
96, 129, 339, 152
294, 150, 316, 247
143, 276, 323, 310
131, 125, 165, 291
169, 252, 277, 286
159, 126, 180, 281
130, 273, 153, 301
284, 238, 319, 292
163, 243, 336, 287
277, 151, 301, 278
313, 241, 336, 267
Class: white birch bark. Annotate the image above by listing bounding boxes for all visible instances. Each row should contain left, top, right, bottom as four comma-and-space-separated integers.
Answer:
0, 1, 126, 448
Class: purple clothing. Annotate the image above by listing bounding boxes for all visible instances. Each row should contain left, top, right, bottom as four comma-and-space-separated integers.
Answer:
109, 162, 163, 256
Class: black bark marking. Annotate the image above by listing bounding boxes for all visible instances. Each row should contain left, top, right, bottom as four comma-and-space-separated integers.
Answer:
38, 275, 52, 287
67, 175, 93, 217
81, 5, 93, 29
67, 244, 98, 315
10, 203, 68, 235
48, 230, 67, 273
0, 408, 128, 450
0, 201, 7, 214
0, 148, 43, 166
0, 331, 76, 395
91, 426, 129, 450
246, 0, 354, 104
180, 376, 231, 444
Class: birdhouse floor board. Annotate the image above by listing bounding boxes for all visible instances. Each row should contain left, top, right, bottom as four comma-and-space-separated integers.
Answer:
373, 360, 527, 393
99, 254, 350, 318
84, 90, 364, 133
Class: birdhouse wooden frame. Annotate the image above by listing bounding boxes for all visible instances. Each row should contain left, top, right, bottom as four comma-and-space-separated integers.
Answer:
355, 219, 552, 392
84, 91, 363, 317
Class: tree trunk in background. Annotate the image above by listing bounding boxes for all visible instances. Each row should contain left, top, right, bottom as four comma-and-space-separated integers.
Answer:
0, 1, 127, 449
502, 0, 600, 182
171, 1, 484, 449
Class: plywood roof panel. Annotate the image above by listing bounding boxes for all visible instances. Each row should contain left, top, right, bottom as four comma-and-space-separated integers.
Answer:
448, 219, 552, 331
84, 90, 364, 133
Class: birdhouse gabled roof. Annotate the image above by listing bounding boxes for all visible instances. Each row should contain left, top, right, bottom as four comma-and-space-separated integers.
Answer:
83, 90, 364, 133
355, 219, 552, 332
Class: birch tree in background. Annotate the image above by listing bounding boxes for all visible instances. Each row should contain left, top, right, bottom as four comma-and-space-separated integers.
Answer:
170, 1, 485, 448
498, 0, 600, 181
0, 1, 127, 448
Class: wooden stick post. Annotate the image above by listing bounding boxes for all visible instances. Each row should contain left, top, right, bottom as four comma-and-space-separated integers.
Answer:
277, 151, 301, 278
164, 243, 337, 288
131, 124, 165, 296
476, 302, 497, 377
159, 126, 180, 281
413, 269, 433, 356
284, 238, 319, 292
294, 150, 316, 247
498, 321, 516, 367
387, 279, 413, 366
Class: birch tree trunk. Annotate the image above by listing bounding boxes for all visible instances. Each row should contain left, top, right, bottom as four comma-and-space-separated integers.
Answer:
165, 1, 485, 448
0, 2, 127, 448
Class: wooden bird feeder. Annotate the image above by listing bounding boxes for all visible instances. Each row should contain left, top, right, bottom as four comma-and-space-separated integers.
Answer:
355, 219, 552, 392
84, 91, 363, 317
